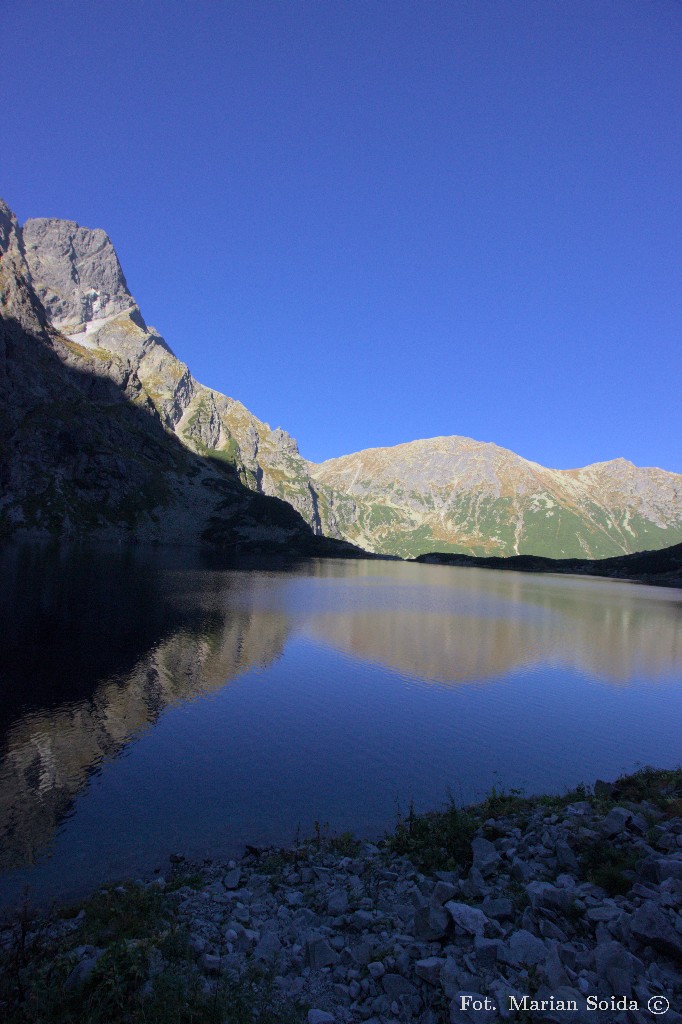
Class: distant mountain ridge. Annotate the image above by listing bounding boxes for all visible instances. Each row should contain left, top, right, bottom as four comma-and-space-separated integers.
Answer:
309, 436, 682, 559
2, 198, 681, 560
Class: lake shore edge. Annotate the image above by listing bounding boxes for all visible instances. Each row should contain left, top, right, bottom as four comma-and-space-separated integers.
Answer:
414, 544, 682, 590
2, 767, 681, 1023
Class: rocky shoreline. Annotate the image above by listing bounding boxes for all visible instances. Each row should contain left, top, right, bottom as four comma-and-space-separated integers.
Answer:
2, 768, 681, 1024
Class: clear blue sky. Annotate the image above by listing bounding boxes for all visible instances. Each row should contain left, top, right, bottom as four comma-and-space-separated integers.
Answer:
3, 1, 681, 471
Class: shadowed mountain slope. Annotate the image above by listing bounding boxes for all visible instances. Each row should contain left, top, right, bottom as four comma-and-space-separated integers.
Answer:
0, 199, 363, 556
19, 211, 342, 535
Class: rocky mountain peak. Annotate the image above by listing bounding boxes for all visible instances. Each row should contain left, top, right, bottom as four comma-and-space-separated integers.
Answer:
0, 199, 19, 254
22, 216, 134, 333
0, 200, 338, 543
311, 435, 682, 559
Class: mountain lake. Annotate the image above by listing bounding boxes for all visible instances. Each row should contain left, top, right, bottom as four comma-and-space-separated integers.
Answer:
1, 543, 681, 907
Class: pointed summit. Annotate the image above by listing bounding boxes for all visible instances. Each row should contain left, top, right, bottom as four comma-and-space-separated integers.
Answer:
22, 216, 133, 333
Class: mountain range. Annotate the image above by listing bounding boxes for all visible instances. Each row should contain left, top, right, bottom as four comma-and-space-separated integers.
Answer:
1, 198, 681, 560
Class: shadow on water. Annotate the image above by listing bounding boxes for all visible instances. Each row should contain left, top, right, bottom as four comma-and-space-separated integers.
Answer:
0, 543, 296, 871
1, 544, 213, 726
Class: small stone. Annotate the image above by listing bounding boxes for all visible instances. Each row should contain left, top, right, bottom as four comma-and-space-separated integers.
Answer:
367, 960, 385, 979
415, 957, 445, 985
481, 896, 513, 920
253, 931, 282, 963
200, 953, 222, 976
223, 868, 241, 889
526, 881, 577, 914
351, 939, 375, 965
586, 905, 620, 923
306, 935, 340, 969
500, 929, 547, 966
471, 838, 500, 877
327, 889, 349, 915
63, 949, 104, 991
629, 903, 682, 959
597, 807, 632, 837
431, 881, 459, 906
473, 936, 500, 968
382, 973, 418, 999
351, 909, 374, 929
655, 858, 682, 883
188, 934, 207, 955
414, 903, 450, 940
308, 1011, 335, 1024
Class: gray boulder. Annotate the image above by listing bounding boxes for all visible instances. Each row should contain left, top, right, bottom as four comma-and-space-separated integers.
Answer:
415, 957, 446, 985
308, 1011, 335, 1024
63, 947, 105, 991
500, 929, 548, 966
593, 940, 643, 996
223, 868, 241, 890
327, 888, 349, 915
629, 903, 682, 959
471, 838, 501, 877
252, 931, 282, 963
305, 934, 340, 969
596, 807, 632, 837
526, 880, 576, 913
382, 973, 418, 999
444, 901, 489, 937
414, 903, 450, 940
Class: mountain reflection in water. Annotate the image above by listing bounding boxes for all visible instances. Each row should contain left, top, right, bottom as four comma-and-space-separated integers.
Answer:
1, 545, 681, 887
306, 572, 682, 684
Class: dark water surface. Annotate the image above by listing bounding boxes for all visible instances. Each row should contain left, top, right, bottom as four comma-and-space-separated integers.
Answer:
1, 544, 681, 907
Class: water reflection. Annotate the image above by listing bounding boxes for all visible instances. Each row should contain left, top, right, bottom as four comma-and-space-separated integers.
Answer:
304, 568, 682, 684
0, 545, 293, 869
1, 546, 681, 879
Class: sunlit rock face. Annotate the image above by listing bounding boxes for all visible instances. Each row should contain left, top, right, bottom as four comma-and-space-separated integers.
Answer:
309, 437, 682, 559
22, 217, 133, 331
0, 199, 338, 550
20, 210, 326, 534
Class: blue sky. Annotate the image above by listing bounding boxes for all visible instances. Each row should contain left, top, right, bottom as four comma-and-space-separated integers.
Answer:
3, 1, 681, 470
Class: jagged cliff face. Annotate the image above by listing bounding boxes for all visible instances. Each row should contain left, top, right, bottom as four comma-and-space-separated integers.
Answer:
310, 436, 682, 559
20, 214, 326, 533
0, 200, 343, 550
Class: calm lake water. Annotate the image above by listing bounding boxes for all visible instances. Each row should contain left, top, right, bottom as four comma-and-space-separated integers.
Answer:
1, 544, 681, 907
